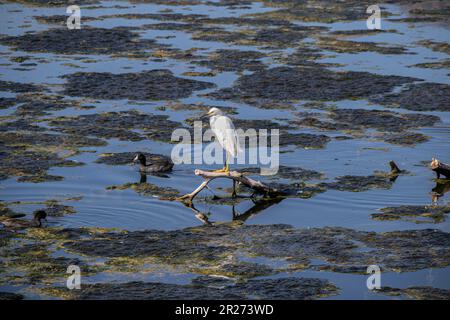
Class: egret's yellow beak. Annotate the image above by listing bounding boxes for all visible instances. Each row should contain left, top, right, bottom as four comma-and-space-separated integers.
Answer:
201, 110, 212, 120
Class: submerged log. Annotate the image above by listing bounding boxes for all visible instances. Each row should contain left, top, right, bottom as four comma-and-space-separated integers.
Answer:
387, 160, 407, 182
178, 169, 285, 202
389, 160, 402, 174
431, 158, 450, 179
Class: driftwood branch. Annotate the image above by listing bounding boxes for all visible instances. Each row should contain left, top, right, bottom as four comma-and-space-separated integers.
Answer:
178, 169, 284, 202
431, 158, 450, 179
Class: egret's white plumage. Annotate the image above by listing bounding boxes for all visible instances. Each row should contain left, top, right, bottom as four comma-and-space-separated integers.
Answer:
207, 107, 240, 171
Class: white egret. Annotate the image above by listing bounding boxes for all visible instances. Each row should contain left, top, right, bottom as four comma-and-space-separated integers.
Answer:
205, 107, 240, 172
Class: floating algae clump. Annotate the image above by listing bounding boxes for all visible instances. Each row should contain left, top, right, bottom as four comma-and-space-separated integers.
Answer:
319, 175, 393, 192
2, 222, 450, 299
106, 182, 180, 199
62, 223, 450, 274
12, 93, 88, 117
10, 0, 99, 6
374, 286, 450, 300
17, 174, 64, 183
417, 40, 450, 55
381, 132, 430, 146
47, 110, 182, 142
279, 132, 331, 149
238, 165, 325, 181
62, 70, 215, 100
1, 238, 103, 286
247, 1, 373, 24
315, 37, 411, 55
370, 82, 450, 112
0, 292, 24, 300
0, 27, 166, 55
0, 202, 24, 218
329, 109, 439, 132
44, 204, 76, 217
0, 143, 78, 182
292, 108, 439, 146
372, 205, 450, 224
208, 66, 417, 105
0, 131, 103, 182
40, 276, 338, 300
192, 25, 324, 49
410, 59, 450, 70
193, 49, 266, 72
190, 261, 276, 279
0, 80, 44, 93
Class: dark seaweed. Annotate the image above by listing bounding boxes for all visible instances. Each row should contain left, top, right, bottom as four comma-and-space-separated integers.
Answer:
0, 27, 166, 55
193, 49, 266, 72
0, 80, 44, 93
372, 205, 450, 224
62, 70, 215, 100
63, 223, 450, 274
370, 83, 450, 112
57, 277, 338, 300
47, 110, 183, 143
374, 286, 450, 300
207, 66, 418, 105
319, 175, 393, 192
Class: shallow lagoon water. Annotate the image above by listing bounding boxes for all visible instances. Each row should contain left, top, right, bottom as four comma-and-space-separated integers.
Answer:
0, 0, 449, 299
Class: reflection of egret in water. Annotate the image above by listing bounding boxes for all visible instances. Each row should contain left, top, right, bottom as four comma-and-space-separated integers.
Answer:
183, 197, 283, 225
430, 180, 450, 204
426, 268, 435, 285
183, 202, 212, 225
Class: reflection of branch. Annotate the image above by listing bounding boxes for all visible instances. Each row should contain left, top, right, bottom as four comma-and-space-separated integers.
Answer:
431, 180, 450, 203
178, 169, 284, 202
183, 197, 283, 225
232, 198, 283, 222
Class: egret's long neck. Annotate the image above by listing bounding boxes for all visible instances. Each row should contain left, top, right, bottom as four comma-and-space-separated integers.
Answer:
210, 115, 219, 127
